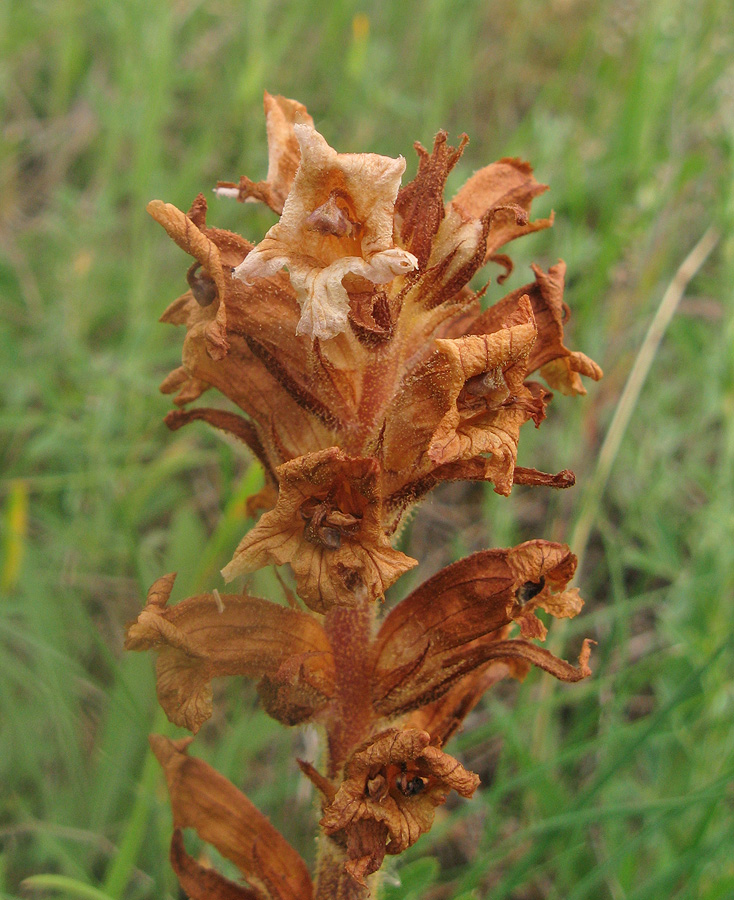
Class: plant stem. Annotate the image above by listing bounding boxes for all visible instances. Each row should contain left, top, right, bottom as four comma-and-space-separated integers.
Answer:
323, 602, 375, 777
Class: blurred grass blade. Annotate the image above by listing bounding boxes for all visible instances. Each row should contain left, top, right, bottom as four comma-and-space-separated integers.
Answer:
1, 480, 28, 592
20, 875, 115, 900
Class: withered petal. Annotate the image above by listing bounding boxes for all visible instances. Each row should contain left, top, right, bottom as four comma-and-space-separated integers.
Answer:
151, 736, 313, 900
147, 199, 230, 359
450, 157, 552, 261
322, 727, 478, 860
466, 262, 603, 394
346, 727, 431, 777
217, 93, 314, 215
222, 448, 416, 612
372, 541, 584, 716
234, 124, 416, 341
345, 819, 388, 885
126, 578, 333, 731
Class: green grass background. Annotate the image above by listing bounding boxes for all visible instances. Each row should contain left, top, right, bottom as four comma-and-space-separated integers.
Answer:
1, 0, 733, 897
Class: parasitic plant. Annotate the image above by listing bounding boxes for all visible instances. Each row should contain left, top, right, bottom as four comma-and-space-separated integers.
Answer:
126, 93, 602, 899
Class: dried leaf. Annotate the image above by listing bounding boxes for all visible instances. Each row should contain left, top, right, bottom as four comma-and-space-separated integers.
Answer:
170, 829, 263, 900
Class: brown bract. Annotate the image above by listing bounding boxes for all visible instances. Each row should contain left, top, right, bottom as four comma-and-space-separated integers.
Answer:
125, 573, 334, 731
234, 124, 418, 341
150, 735, 313, 900
222, 448, 417, 613
320, 727, 479, 883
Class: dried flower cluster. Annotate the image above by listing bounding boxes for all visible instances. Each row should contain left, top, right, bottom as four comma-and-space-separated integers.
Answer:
127, 93, 602, 899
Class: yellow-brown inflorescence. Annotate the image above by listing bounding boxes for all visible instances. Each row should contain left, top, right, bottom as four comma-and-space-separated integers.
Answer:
127, 92, 602, 900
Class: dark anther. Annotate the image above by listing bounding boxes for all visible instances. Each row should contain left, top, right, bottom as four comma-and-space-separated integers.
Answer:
187, 262, 217, 306
395, 773, 428, 797
515, 576, 545, 606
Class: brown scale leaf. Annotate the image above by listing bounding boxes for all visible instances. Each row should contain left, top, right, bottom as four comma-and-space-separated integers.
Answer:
170, 829, 264, 900
125, 574, 334, 731
164, 407, 277, 486
150, 736, 313, 900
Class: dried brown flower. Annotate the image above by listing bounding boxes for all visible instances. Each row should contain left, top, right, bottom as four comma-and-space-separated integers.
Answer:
130, 93, 602, 899
320, 727, 479, 883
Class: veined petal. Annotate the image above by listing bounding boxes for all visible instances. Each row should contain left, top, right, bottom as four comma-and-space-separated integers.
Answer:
371, 541, 588, 716
466, 262, 603, 394
222, 448, 416, 612
321, 726, 478, 876
125, 574, 333, 731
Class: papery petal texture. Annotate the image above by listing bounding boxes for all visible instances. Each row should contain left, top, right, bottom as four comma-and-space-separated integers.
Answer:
234, 124, 417, 340
216, 92, 313, 214
125, 574, 334, 731
320, 727, 478, 880
371, 541, 589, 716
222, 448, 417, 612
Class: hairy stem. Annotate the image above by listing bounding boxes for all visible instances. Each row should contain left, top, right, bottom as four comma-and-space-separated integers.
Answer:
324, 602, 375, 777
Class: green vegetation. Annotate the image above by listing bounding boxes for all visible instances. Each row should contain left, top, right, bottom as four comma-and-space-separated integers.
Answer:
1, 0, 732, 897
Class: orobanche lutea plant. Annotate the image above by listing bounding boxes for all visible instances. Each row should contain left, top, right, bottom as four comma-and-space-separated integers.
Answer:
126, 93, 602, 899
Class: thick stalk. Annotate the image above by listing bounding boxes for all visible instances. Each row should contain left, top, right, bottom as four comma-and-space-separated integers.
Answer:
323, 602, 375, 777
315, 603, 378, 898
